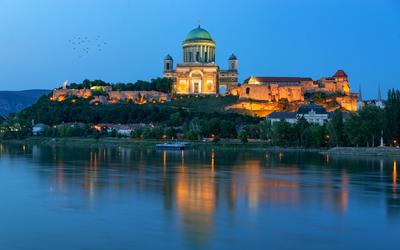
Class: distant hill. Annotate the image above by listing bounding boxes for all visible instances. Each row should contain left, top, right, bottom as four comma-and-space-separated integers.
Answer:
0, 89, 51, 116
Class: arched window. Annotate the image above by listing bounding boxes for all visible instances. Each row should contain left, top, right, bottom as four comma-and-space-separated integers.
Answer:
246, 87, 250, 95
166, 62, 170, 70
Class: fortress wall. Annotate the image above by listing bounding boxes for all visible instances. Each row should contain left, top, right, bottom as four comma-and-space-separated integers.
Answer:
52, 89, 170, 103
52, 89, 92, 100
336, 95, 357, 112
239, 84, 305, 102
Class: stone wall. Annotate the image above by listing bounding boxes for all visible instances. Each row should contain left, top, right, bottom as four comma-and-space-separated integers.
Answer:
226, 101, 280, 117
52, 89, 92, 101
239, 84, 304, 102
52, 89, 170, 104
108, 91, 170, 103
336, 95, 357, 112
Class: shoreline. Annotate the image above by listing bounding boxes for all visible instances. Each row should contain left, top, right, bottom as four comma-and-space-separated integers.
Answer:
1, 137, 400, 156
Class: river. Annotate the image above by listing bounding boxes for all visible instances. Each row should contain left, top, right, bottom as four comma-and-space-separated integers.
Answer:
0, 144, 399, 249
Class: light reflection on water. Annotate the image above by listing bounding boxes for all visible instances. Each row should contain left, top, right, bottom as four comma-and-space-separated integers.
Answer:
0, 144, 400, 249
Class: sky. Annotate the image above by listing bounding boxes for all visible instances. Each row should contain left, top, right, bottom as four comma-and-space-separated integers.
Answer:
0, 0, 399, 99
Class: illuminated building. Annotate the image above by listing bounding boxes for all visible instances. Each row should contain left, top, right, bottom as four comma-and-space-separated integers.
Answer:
267, 102, 330, 125
239, 70, 358, 112
163, 26, 238, 95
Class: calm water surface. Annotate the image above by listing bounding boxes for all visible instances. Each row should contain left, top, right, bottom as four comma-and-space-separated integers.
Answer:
0, 144, 399, 249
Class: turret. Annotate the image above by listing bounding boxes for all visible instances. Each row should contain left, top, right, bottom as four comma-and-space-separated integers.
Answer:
164, 54, 173, 72
228, 53, 238, 71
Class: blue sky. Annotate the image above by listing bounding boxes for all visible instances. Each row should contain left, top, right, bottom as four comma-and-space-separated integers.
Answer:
0, 0, 399, 98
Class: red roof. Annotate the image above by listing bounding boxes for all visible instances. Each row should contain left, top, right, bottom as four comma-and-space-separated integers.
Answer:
333, 70, 348, 78
245, 77, 313, 83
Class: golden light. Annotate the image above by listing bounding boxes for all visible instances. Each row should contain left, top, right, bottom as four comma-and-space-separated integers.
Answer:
211, 149, 215, 173
393, 160, 397, 196
163, 150, 167, 176
93, 125, 102, 131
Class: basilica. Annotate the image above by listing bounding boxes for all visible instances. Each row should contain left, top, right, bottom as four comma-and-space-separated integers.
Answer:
163, 26, 238, 95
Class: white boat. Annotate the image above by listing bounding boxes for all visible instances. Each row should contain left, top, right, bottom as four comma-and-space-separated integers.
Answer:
155, 142, 190, 150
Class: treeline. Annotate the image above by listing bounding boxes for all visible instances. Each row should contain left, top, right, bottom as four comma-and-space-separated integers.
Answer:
17, 96, 258, 127
263, 89, 400, 147
259, 106, 384, 148
67, 78, 173, 93
2, 89, 400, 148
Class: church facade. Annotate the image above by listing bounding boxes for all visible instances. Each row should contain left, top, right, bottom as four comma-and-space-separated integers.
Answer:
163, 26, 238, 95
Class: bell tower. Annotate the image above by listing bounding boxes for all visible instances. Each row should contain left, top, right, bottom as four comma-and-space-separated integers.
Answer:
228, 53, 238, 71
164, 54, 173, 73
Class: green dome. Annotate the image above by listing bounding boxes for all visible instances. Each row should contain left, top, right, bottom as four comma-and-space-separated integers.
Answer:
185, 26, 213, 41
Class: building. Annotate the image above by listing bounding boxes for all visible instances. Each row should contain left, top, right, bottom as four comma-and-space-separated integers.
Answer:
267, 103, 330, 125
267, 112, 297, 124
239, 70, 357, 112
357, 84, 385, 110
163, 26, 238, 95
239, 76, 313, 102
94, 123, 152, 137
296, 102, 330, 125
318, 70, 350, 94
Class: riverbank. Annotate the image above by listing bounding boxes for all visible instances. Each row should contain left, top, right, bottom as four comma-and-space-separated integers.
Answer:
0, 137, 271, 150
2, 137, 400, 156
326, 147, 400, 156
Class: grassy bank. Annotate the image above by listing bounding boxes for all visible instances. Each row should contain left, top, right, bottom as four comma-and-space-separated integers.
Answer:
326, 147, 400, 156
0, 137, 270, 150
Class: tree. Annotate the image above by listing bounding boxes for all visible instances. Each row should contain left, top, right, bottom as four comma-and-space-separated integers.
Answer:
303, 125, 327, 148
344, 113, 363, 146
327, 110, 343, 147
169, 112, 182, 126
359, 105, 384, 147
295, 117, 309, 147
259, 120, 272, 141
272, 120, 296, 146
385, 89, 400, 145
202, 118, 220, 138
220, 120, 237, 138
185, 130, 199, 140
239, 130, 248, 143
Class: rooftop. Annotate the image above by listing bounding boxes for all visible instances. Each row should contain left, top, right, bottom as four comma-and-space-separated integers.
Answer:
185, 26, 213, 42
333, 70, 348, 78
297, 102, 328, 115
244, 76, 313, 84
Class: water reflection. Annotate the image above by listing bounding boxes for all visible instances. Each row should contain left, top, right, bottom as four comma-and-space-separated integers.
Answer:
1, 144, 400, 248
393, 160, 397, 198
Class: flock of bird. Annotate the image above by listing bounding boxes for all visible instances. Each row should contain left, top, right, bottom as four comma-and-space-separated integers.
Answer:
68, 35, 108, 58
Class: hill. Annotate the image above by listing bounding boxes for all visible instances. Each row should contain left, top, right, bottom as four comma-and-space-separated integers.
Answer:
0, 89, 51, 116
